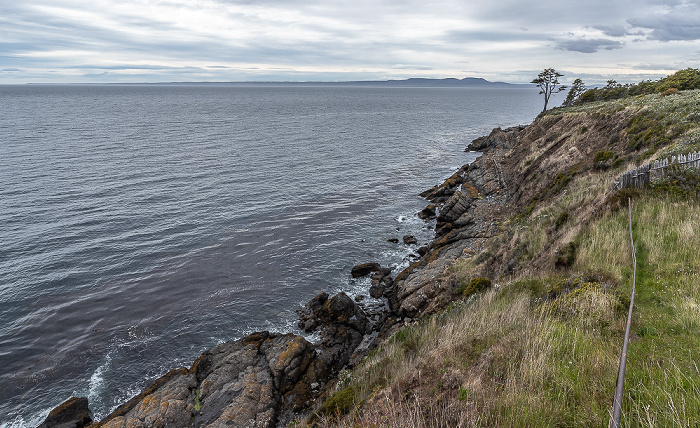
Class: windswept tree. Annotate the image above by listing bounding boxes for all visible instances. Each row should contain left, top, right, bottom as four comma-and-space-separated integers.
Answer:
562, 78, 585, 107
531, 68, 566, 113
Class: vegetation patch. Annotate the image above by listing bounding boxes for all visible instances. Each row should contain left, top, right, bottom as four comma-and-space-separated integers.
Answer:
554, 242, 577, 267
314, 386, 358, 419
457, 277, 492, 298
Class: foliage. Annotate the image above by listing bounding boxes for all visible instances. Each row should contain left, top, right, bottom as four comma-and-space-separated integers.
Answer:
457, 277, 492, 297
656, 68, 700, 92
572, 69, 700, 105
562, 78, 585, 107
531, 68, 566, 113
315, 386, 358, 419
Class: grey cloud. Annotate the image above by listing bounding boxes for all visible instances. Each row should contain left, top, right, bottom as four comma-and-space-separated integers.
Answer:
555, 38, 625, 53
591, 25, 628, 37
628, 3, 700, 41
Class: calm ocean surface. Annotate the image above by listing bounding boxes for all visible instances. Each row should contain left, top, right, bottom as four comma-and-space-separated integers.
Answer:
0, 84, 542, 426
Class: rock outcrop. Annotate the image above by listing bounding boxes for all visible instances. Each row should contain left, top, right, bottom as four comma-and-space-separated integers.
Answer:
38, 396, 92, 428
92, 332, 326, 428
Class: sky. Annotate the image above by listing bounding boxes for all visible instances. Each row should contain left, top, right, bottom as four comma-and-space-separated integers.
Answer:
1, 0, 699, 85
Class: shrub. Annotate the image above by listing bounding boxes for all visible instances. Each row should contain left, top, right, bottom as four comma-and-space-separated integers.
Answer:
593, 150, 615, 163
458, 277, 492, 297
316, 386, 358, 418
554, 242, 577, 267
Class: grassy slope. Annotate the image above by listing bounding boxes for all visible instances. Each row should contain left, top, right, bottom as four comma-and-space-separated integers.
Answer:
299, 91, 700, 427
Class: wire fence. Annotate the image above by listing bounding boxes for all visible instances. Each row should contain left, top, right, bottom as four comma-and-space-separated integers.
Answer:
609, 198, 637, 428
614, 151, 700, 189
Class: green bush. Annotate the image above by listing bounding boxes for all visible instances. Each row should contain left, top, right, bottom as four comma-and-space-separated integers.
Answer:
593, 150, 615, 163
458, 277, 492, 297
316, 386, 358, 418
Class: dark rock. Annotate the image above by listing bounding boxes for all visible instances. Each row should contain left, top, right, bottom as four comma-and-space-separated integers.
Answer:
354, 294, 365, 302
319, 292, 369, 333
466, 126, 523, 151
297, 292, 329, 332
38, 397, 92, 428
387, 238, 400, 243
369, 283, 384, 298
416, 246, 428, 257
351, 262, 381, 278
381, 267, 392, 276
403, 235, 418, 245
417, 204, 437, 220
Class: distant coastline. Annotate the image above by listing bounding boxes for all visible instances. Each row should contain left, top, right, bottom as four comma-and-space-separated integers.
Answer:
22, 77, 528, 87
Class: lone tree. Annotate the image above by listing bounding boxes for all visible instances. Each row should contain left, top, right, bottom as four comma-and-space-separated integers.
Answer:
531, 68, 566, 113
562, 78, 585, 107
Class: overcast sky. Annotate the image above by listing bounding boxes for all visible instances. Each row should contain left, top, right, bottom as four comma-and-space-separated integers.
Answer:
1, 0, 698, 85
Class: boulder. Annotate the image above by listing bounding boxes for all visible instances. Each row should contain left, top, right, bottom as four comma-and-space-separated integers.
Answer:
402, 235, 418, 245
38, 397, 92, 428
351, 263, 381, 278
297, 292, 329, 332
369, 283, 384, 298
417, 204, 437, 220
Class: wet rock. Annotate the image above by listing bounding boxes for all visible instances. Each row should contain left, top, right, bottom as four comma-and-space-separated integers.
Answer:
369, 283, 384, 298
417, 204, 437, 220
351, 262, 381, 278
296, 292, 329, 332
313, 293, 371, 371
38, 396, 92, 428
403, 235, 418, 245
387, 238, 400, 243
416, 246, 429, 257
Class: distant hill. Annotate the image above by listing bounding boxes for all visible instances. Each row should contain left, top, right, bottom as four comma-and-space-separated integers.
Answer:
352, 77, 521, 87
151, 78, 525, 87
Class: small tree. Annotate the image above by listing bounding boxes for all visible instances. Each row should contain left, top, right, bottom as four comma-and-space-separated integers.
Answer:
562, 78, 585, 107
531, 68, 566, 113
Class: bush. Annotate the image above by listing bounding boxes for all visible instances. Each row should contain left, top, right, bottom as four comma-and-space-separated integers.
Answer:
316, 386, 358, 418
554, 242, 577, 268
458, 277, 492, 297
593, 150, 615, 163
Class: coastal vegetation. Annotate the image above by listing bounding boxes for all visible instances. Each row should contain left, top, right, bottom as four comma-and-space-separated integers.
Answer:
300, 81, 700, 426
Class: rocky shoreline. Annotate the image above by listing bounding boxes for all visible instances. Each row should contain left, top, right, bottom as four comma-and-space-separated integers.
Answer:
39, 125, 518, 428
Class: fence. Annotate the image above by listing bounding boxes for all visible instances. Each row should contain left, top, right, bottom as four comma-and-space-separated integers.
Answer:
614, 151, 700, 189
609, 198, 637, 428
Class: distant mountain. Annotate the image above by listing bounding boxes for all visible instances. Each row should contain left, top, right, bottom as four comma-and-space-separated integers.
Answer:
143, 78, 526, 87
357, 77, 521, 87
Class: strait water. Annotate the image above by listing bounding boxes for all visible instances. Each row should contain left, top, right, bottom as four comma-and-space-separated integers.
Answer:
0, 84, 542, 426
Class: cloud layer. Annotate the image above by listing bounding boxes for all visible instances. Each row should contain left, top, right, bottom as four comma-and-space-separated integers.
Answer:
0, 0, 698, 84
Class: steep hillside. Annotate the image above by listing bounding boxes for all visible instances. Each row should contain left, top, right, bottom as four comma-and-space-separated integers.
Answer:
302, 90, 700, 427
